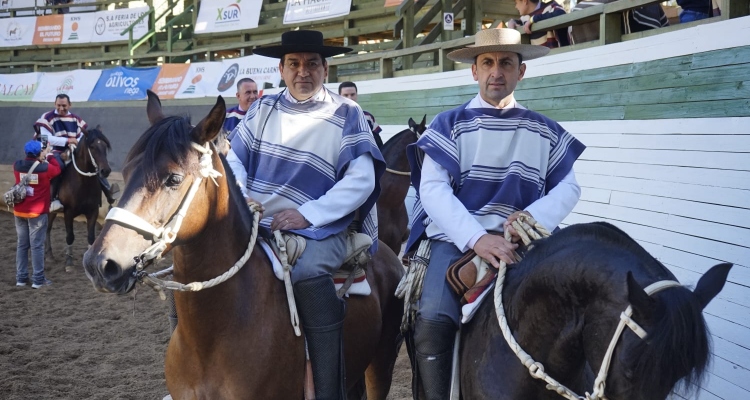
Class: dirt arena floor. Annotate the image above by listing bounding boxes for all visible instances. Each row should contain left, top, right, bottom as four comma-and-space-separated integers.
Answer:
0, 210, 413, 400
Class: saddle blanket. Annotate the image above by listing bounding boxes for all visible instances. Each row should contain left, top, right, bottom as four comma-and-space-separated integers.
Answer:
461, 281, 494, 324
259, 238, 371, 296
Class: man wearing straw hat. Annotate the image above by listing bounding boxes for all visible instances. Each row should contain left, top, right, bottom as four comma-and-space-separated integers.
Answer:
404, 28, 585, 399
226, 30, 385, 400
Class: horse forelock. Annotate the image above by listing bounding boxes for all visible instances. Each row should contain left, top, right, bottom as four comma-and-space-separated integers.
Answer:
127, 116, 198, 192
85, 127, 112, 150
626, 287, 710, 398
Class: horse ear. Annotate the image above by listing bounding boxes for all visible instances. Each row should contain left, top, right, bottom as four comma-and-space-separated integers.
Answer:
191, 96, 226, 144
693, 263, 732, 310
627, 272, 655, 319
408, 117, 416, 129
96, 124, 102, 131
420, 114, 427, 130
146, 89, 166, 125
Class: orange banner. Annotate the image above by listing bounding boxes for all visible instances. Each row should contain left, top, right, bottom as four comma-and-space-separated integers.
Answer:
151, 64, 190, 99
33, 15, 64, 46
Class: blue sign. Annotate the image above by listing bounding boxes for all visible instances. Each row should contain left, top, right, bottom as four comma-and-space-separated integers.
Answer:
89, 66, 160, 101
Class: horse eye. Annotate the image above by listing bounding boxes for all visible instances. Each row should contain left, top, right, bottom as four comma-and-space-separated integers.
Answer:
165, 174, 184, 187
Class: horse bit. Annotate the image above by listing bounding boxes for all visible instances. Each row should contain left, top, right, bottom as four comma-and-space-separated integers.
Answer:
494, 219, 682, 400
103, 141, 260, 294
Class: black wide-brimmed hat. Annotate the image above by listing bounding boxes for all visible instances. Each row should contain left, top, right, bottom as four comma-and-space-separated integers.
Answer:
253, 30, 352, 59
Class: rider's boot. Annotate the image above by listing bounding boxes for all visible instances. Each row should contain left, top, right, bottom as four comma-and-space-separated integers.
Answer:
414, 317, 456, 400
99, 176, 120, 205
294, 274, 347, 400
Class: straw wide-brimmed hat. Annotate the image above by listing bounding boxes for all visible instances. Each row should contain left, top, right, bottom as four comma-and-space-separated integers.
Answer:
253, 30, 352, 59
447, 28, 550, 64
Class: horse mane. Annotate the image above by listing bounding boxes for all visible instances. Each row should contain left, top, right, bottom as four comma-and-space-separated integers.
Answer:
125, 116, 197, 191
83, 127, 112, 150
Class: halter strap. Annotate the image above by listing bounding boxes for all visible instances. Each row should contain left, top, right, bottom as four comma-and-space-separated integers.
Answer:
70, 144, 99, 177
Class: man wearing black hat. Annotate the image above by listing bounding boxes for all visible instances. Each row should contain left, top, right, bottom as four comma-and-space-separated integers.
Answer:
226, 30, 385, 399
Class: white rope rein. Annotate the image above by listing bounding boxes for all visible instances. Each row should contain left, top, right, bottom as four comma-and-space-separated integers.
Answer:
70, 144, 99, 177
105, 141, 261, 297
395, 239, 431, 332
493, 215, 681, 400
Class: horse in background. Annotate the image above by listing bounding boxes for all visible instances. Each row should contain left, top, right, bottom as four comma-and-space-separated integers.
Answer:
82, 92, 405, 399
460, 222, 731, 399
377, 116, 426, 255
46, 126, 113, 271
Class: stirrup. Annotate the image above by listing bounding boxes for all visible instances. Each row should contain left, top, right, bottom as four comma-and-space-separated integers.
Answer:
49, 200, 63, 212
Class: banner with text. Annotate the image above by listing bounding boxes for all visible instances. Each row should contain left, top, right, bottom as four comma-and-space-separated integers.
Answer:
172, 61, 224, 99
150, 63, 190, 99
0, 16, 36, 46
195, 0, 262, 34
89, 66, 160, 101
33, 14, 64, 46
61, 13, 97, 44
32, 69, 102, 102
283, 0, 351, 24
210, 55, 281, 97
90, 6, 149, 43
0, 72, 40, 102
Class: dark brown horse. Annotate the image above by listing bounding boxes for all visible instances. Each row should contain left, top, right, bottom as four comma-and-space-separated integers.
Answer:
377, 116, 426, 255
460, 222, 731, 399
82, 93, 405, 399
46, 127, 113, 271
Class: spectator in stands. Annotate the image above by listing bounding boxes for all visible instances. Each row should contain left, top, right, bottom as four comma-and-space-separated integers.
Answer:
34, 94, 119, 211
14, 140, 61, 289
338, 81, 384, 149
507, 0, 570, 48
677, 0, 720, 23
404, 28, 584, 398
50, 0, 71, 14
569, 0, 669, 45
224, 78, 259, 138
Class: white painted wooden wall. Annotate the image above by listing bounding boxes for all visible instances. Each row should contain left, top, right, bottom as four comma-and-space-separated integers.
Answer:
353, 15, 750, 400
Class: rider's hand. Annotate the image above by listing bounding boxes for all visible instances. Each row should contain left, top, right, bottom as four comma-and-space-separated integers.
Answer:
523, 20, 533, 35
503, 211, 534, 243
271, 209, 311, 231
473, 234, 519, 269
67, 137, 78, 145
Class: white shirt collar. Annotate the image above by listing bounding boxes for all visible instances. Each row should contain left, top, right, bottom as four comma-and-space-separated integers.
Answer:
467, 94, 525, 110
283, 87, 329, 104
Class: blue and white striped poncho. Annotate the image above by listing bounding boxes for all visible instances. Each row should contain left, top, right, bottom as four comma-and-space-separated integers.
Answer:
405, 102, 585, 251
230, 88, 385, 253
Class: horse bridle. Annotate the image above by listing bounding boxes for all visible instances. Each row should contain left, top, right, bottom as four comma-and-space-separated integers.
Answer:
70, 143, 100, 177
103, 141, 260, 293
493, 218, 683, 400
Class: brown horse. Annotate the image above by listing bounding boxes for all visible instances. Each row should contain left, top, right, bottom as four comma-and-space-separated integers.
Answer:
377, 116, 426, 255
46, 126, 113, 271
82, 93, 405, 399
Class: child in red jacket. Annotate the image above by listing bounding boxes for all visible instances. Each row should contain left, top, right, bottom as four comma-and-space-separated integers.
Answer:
13, 140, 61, 289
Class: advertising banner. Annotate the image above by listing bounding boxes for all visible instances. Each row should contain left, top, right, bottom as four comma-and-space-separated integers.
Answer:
91, 6, 149, 43
150, 63, 190, 99
0, 72, 40, 102
194, 0, 262, 34
33, 14, 64, 46
211, 55, 281, 97
89, 66, 160, 101
0, 16, 35, 46
384, 0, 404, 6
32, 70, 102, 102
172, 61, 223, 99
283, 0, 351, 24
61, 12, 96, 44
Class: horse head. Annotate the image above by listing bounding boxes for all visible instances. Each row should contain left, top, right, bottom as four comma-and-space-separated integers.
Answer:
79, 125, 112, 178
599, 263, 731, 400
83, 90, 227, 294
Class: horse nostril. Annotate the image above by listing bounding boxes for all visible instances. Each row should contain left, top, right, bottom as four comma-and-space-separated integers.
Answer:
103, 259, 121, 279
100, 169, 111, 178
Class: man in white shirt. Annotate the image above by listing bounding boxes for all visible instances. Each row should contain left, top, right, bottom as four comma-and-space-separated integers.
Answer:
226, 30, 384, 400
404, 28, 585, 399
